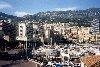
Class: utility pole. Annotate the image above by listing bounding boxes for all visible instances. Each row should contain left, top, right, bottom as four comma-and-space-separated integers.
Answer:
25, 39, 28, 60
25, 22, 28, 60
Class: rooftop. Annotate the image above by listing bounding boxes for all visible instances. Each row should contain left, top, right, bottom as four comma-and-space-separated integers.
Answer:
80, 55, 100, 67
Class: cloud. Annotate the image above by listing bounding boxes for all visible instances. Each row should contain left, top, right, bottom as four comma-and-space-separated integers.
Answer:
14, 11, 31, 17
55, 7, 77, 11
0, 2, 12, 9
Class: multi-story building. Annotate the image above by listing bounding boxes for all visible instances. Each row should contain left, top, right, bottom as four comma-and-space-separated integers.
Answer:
91, 19, 100, 34
95, 34, 100, 42
44, 23, 68, 38
69, 26, 79, 39
27, 22, 34, 41
78, 26, 91, 43
32, 23, 39, 37
16, 22, 39, 41
43, 23, 69, 45
0, 20, 4, 39
45, 29, 50, 38
18, 23, 26, 37
0, 21, 3, 30
89, 34, 96, 42
68, 26, 91, 43
16, 23, 27, 41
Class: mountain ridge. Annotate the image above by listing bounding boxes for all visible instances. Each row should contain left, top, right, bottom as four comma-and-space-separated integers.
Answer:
0, 8, 100, 26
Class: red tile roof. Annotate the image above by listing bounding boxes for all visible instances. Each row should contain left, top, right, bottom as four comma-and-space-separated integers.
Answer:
80, 55, 100, 67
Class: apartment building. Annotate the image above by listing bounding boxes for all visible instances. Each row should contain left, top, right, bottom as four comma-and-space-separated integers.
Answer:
16, 23, 27, 41
96, 34, 100, 42
89, 34, 100, 43
0, 21, 3, 38
69, 26, 79, 39
91, 19, 100, 34
44, 23, 69, 38
89, 34, 96, 42
0, 21, 3, 30
78, 27, 91, 43
16, 21, 42, 41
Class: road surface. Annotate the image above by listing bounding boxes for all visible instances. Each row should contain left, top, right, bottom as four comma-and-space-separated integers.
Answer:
0, 60, 40, 67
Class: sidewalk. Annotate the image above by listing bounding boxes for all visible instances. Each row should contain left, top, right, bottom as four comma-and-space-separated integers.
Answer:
0, 60, 38, 67
29, 59, 42, 67
0, 60, 10, 66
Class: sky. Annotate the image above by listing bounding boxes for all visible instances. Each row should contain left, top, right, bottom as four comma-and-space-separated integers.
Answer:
0, 0, 100, 17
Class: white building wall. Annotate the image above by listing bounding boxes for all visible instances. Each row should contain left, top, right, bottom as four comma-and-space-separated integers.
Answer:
33, 24, 38, 29
45, 29, 50, 38
18, 23, 26, 37
81, 61, 84, 67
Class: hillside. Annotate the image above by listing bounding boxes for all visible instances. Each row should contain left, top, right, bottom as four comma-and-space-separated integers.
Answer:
24, 8, 100, 26
0, 8, 100, 26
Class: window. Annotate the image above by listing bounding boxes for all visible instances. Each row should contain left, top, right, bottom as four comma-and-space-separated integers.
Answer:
20, 33, 23, 36
20, 30, 23, 32
20, 26, 23, 28
97, 37, 100, 39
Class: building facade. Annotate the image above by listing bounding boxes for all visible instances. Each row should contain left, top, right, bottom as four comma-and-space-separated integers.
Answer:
91, 19, 100, 34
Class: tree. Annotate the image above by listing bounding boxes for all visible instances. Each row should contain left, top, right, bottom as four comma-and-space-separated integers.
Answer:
7, 40, 19, 49
0, 38, 8, 51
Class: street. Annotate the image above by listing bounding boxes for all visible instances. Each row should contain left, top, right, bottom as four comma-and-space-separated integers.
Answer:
0, 60, 39, 67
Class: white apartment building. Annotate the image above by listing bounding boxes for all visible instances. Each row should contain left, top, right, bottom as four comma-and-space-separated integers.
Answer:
0, 22, 3, 30
91, 19, 100, 34
45, 29, 50, 38
16, 23, 27, 41
18, 23, 26, 36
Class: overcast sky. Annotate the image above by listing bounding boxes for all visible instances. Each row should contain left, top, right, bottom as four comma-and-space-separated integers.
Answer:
0, 0, 100, 17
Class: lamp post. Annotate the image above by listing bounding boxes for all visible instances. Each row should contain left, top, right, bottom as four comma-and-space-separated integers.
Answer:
25, 38, 28, 60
